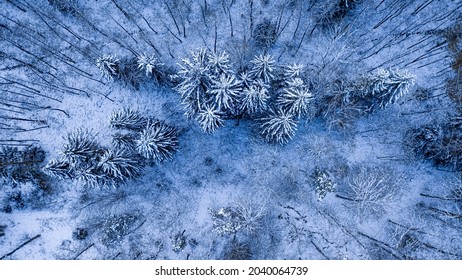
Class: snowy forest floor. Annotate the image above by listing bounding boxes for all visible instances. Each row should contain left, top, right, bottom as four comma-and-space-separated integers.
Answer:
1, 0, 462, 260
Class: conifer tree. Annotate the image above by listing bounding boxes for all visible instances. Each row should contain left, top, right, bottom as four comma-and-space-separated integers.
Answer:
260, 110, 298, 144
135, 120, 179, 163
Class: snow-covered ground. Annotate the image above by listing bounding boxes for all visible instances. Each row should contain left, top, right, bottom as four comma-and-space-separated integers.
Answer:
1, 0, 462, 260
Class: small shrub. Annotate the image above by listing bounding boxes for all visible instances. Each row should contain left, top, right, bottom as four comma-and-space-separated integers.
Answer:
253, 18, 278, 49
48, 0, 77, 15
2, 205, 12, 213
101, 213, 139, 246
72, 228, 88, 240
209, 202, 265, 236
223, 239, 252, 260
311, 167, 336, 201
342, 165, 403, 216
405, 117, 462, 171
0, 224, 5, 237
171, 230, 187, 253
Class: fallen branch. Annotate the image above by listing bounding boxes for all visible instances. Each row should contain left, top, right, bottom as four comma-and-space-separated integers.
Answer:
72, 243, 95, 260
310, 240, 328, 260
422, 242, 462, 259
387, 219, 435, 237
335, 194, 357, 201
420, 193, 462, 201
357, 231, 404, 260
315, 208, 366, 250
420, 204, 462, 219
0, 234, 41, 260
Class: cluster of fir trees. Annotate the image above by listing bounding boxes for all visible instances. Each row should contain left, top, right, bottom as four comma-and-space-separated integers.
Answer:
97, 49, 415, 144
174, 49, 415, 144
43, 108, 178, 187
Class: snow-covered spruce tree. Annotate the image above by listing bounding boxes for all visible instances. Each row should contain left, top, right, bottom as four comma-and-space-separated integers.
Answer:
311, 167, 336, 201
175, 48, 212, 118
61, 129, 99, 165
96, 55, 119, 81
238, 79, 270, 115
176, 49, 239, 130
249, 54, 276, 83
136, 53, 170, 85
319, 80, 366, 131
115, 56, 144, 90
49, 129, 112, 187
283, 63, 305, 79
135, 120, 179, 163
238, 71, 253, 88
259, 110, 298, 144
110, 108, 147, 131
277, 77, 314, 117
361, 68, 415, 111
195, 104, 225, 133
208, 73, 241, 113
112, 133, 136, 150
207, 51, 232, 76
96, 55, 145, 89
98, 148, 142, 182
137, 53, 163, 76
74, 163, 106, 188
42, 158, 72, 179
